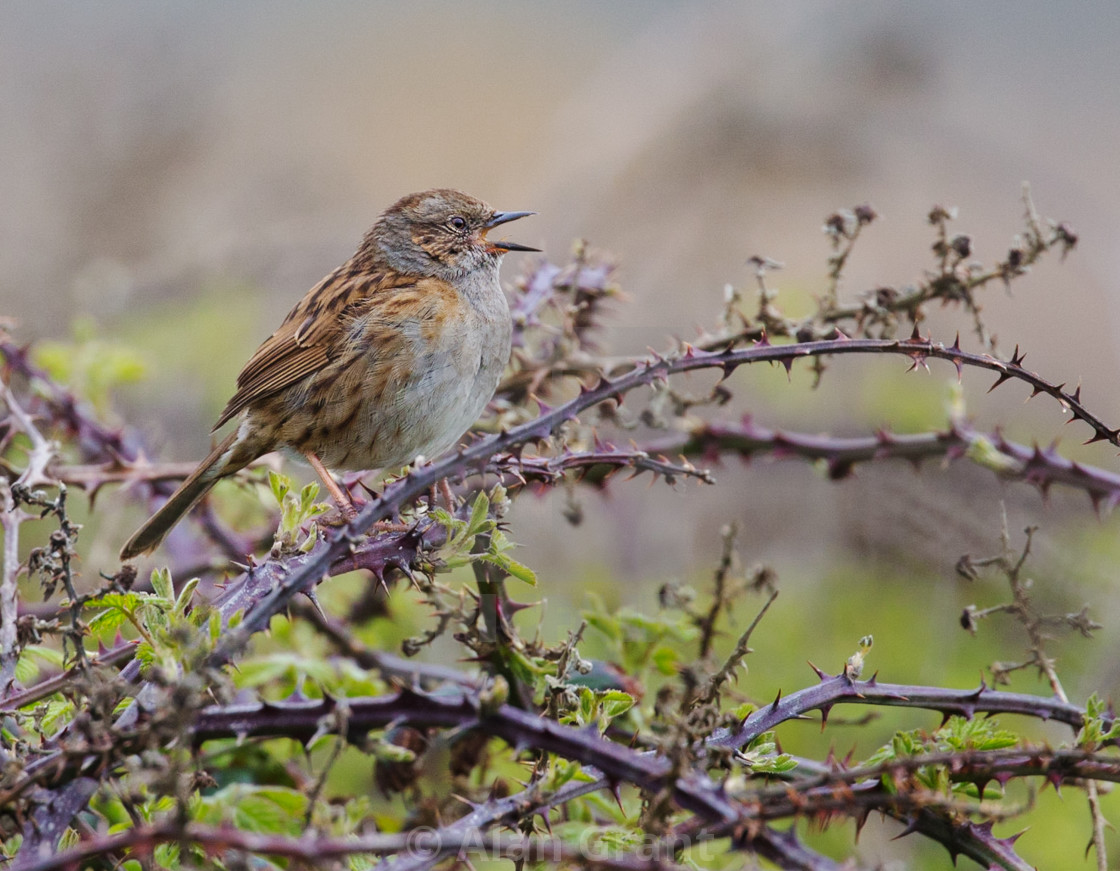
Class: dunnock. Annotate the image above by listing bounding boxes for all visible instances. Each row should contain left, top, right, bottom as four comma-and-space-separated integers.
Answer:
120, 189, 535, 560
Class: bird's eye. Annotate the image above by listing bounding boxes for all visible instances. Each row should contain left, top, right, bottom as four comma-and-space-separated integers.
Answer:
448, 215, 467, 231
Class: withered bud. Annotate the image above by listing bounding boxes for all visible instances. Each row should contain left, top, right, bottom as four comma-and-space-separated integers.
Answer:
949, 234, 972, 259
374, 726, 428, 795
1007, 248, 1024, 269
746, 255, 784, 274
927, 204, 957, 224
960, 607, 978, 634
1067, 606, 1101, 639
659, 582, 695, 609
875, 286, 899, 307
562, 495, 583, 526
955, 554, 978, 581
823, 211, 851, 239
449, 729, 490, 778
747, 564, 778, 594
16, 613, 46, 647
854, 203, 878, 225
1054, 222, 1078, 255
116, 564, 138, 592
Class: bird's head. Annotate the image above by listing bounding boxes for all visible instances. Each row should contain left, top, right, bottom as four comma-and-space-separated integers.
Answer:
368, 188, 537, 279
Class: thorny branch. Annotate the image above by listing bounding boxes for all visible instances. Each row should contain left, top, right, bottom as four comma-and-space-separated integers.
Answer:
2, 195, 1115, 871
0, 383, 63, 686
961, 514, 1112, 870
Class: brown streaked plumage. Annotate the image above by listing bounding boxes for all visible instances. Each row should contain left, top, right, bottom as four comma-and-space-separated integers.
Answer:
120, 189, 536, 560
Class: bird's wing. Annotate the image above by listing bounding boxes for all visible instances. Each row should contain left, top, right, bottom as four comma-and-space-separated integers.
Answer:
212, 266, 412, 430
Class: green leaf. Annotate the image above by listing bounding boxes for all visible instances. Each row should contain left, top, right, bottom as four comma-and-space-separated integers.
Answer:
40, 699, 75, 735
134, 642, 157, 669
22, 645, 66, 669
236, 656, 300, 688
173, 577, 199, 615
153, 844, 180, 868
233, 794, 299, 835
492, 552, 537, 586
150, 567, 174, 602
1, 833, 22, 858
467, 490, 491, 536
268, 470, 289, 506
252, 786, 312, 818
599, 690, 634, 720
87, 606, 131, 637
505, 649, 546, 687
299, 481, 321, 513
584, 611, 622, 643
12, 655, 38, 685
732, 702, 757, 720
651, 645, 679, 676
751, 754, 798, 774
15, 645, 66, 684
578, 686, 596, 723
85, 591, 144, 611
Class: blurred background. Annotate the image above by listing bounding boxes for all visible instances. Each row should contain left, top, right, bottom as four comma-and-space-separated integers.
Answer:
4, 2, 1120, 865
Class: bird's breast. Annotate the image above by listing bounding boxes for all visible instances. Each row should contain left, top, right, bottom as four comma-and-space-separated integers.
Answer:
268, 273, 511, 472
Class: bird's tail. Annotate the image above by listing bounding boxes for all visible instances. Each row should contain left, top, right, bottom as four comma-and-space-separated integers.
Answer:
119, 431, 240, 560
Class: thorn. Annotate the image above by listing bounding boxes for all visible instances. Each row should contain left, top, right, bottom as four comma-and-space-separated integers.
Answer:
906, 353, 930, 373
301, 588, 328, 623
854, 808, 871, 840
987, 371, 1015, 393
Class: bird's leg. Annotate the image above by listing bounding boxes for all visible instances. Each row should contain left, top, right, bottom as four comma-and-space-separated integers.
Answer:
426, 476, 457, 513
304, 451, 358, 520
439, 478, 457, 510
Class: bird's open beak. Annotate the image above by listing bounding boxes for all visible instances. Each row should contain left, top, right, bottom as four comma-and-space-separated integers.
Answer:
486, 210, 539, 252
